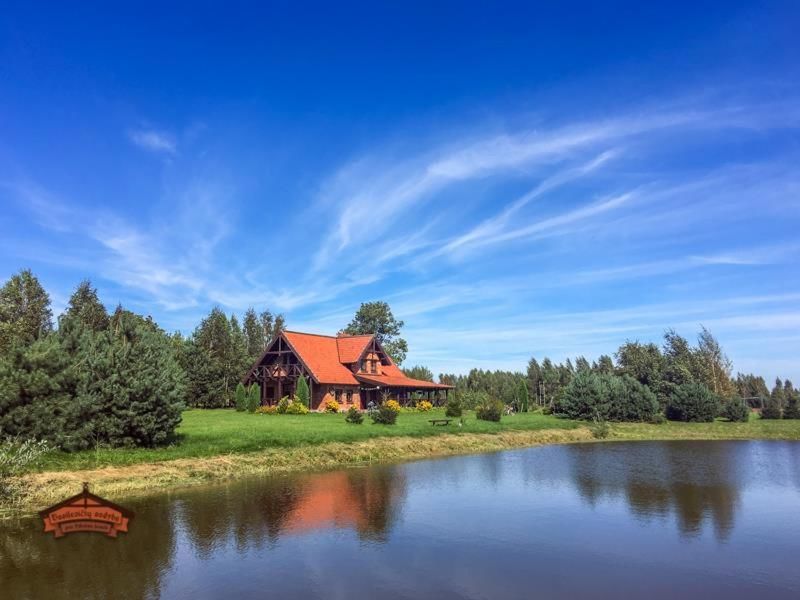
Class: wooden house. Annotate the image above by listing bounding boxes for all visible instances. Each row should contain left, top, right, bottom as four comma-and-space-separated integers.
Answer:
243, 330, 452, 411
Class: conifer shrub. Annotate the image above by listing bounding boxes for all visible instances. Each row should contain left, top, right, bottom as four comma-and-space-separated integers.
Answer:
255, 405, 277, 414
761, 396, 783, 419
666, 383, 718, 422
475, 397, 503, 422
784, 392, 800, 419
246, 384, 260, 413
345, 406, 364, 424
556, 372, 659, 422
235, 383, 247, 412
445, 395, 463, 418
370, 402, 399, 425
722, 397, 750, 422
295, 376, 311, 409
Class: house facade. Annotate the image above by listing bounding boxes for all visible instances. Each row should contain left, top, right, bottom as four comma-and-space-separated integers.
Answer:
243, 330, 452, 411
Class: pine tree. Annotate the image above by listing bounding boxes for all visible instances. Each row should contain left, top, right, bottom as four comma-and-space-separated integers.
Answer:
783, 389, 800, 419
247, 384, 260, 412
235, 382, 247, 412
517, 379, 529, 412
243, 307, 264, 360
186, 308, 247, 407
761, 378, 784, 419
0, 269, 53, 354
64, 279, 109, 331
295, 375, 310, 408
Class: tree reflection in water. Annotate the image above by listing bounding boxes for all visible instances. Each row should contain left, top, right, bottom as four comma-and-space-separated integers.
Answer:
567, 442, 740, 540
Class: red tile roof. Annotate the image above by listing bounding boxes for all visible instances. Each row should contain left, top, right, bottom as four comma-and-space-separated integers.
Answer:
272, 330, 453, 389
336, 334, 372, 364
283, 331, 360, 385
355, 373, 452, 389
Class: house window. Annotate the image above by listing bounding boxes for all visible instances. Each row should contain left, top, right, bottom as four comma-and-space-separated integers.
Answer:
360, 359, 367, 372
335, 389, 342, 403
346, 390, 353, 403
370, 360, 377, 374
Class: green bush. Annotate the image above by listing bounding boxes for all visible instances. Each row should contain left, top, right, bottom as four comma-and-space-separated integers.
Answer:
234, 383, 247, 412
554, 371, 610, 420
445, 395, 463, 418
370, 403, 399, 425
761, 396, 782, 419
475, 397, 503, 422
722, 397, 750, 422
459, 390, 490, 410
555, 372, 659, 422
345, 406, 364, 424
784, 392, 800, 419
246, 384, 260, 413
295, 376, 311, 409
276, 396, 290, 414
285, 399, 309, 414
666, 383, 718, 422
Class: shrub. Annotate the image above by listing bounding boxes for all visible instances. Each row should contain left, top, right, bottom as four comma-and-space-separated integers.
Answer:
416, 400, 433, 412
784, 392, 800, 419
384, 399, 401, 414
345, 406, 364, 424
295, 376, 311, 409
761, 395, 782, 419
475, 397, 503, 422
255, 405, 277, 415
246, 384, 260, 413
666, 383, 718, 422
589, 416, 610, 439
371, 403, 399, 425
234, 383, 247, 412
460, 390, 489, 410
286, 399, 309, 415
606, 375, 660, 422
555, 371, 610, 420
445, 395, 463, 418
276, 396, 290, 414
649, 414, 666, 425
722, 397, 750, 422
324, 398, 340, 413
0, 437, 50, 504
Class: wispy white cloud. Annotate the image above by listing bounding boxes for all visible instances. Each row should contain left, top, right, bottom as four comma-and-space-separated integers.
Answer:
128, 129, 177, 154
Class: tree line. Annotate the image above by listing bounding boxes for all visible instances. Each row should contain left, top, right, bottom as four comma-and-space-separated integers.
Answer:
437, 327, 798, 422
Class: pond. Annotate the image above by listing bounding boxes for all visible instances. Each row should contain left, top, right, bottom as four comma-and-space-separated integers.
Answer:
2, 441, 800, 599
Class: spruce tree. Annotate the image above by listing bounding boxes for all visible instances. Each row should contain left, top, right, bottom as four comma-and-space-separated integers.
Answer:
0, 269, 53, 354
296, 375, 311, 409
64, 279, 109, 331
761, 378, 784, 419
247, 384, 260, 412
784, 390, 800, 420
235, 382, 247, 411
243, 307, 264, 360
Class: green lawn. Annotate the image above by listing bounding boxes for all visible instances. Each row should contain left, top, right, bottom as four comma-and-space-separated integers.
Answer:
36, 408, 580, 472
33, 409, 800, 474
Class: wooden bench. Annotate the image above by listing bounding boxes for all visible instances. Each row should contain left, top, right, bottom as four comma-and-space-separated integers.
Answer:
429, 418, 452, 426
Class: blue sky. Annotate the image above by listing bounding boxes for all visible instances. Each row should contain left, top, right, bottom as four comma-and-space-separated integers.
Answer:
1, 2, 799, 380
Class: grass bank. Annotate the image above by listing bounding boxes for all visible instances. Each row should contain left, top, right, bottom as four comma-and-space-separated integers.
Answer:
8, 409, 800, 514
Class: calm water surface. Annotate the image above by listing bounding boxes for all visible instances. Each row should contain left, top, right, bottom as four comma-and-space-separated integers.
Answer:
2, 441, 800, 599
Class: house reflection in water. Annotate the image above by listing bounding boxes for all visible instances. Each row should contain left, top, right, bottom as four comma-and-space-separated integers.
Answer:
283, 467, 405, 542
